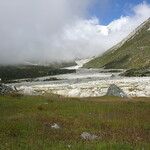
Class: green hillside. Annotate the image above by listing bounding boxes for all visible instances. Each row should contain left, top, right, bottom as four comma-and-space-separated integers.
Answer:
84, 18, 150, 69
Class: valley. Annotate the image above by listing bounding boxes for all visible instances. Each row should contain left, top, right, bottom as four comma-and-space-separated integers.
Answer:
8, 67, 150, 97
0, 1, 150, 150
1, 18, 150, 98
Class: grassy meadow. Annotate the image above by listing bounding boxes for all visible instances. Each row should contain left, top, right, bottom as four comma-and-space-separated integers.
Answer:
0, 95, 150, 150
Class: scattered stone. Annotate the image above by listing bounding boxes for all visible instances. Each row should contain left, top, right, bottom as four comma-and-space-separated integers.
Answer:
0, 84, 16, 95
67, 145, 71, 148
44, 102, 48, 105
42, 91, 45, 95
23, 87, 35, 95
106, 84, 127, 98
111, 74, 116, 78
81, 132, 98, 140
12, 86, 18, 91
51, 123, 60, 129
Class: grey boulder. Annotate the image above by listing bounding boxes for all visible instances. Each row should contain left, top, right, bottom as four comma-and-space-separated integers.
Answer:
106, 84, 127, 98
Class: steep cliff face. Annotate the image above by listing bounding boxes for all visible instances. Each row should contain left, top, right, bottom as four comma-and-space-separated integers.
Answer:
84, 18, 150, 69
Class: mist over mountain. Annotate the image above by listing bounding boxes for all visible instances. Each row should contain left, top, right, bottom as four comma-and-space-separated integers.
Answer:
85, 18, 150, 69
0, 1, 150, 65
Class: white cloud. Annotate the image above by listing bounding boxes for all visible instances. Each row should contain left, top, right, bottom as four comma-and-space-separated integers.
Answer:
0, 0, 92, 64
54, 1, 150, 61
0, 1, 149, 64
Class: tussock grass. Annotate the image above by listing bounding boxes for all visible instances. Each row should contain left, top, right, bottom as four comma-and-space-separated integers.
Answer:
0, 95, 150, 149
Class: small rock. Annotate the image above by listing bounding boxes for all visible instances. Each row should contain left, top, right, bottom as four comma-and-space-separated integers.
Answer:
111, 74, 115, 78
23, 87, 35, 95
42, 91, 45, 94
51, 123, 60, 129
67, 145, 71, 148
81, 132, 98, 140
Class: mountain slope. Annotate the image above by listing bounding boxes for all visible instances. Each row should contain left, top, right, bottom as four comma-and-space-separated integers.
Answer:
84, 18, 150, 69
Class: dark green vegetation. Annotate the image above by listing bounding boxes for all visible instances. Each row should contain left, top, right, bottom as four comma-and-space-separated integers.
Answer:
84, 18, 150, 70
121, 68, 150, 77
49, 61, 77, 69
0, 95, 149, 149
0, 66, 75, 83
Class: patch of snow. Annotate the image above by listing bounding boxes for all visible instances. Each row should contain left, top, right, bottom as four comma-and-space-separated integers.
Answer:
68, 89, 81, 97
64, 58, 93, 70
11, 69, 150, 98
19, 86, 36, 95
15, 76, 150, 97
108, 19, 150, 52
52, 71, 112, 80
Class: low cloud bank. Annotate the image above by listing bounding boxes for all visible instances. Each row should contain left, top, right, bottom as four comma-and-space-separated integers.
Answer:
0, 1, 149, 64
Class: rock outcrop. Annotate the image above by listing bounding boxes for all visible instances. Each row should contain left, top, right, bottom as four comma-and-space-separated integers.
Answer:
0, 84, 16, 95
106, 84, 127, 98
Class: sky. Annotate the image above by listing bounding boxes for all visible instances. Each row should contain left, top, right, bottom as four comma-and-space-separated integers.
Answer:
0, 0, 150, 65
89, 0, 150, 24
